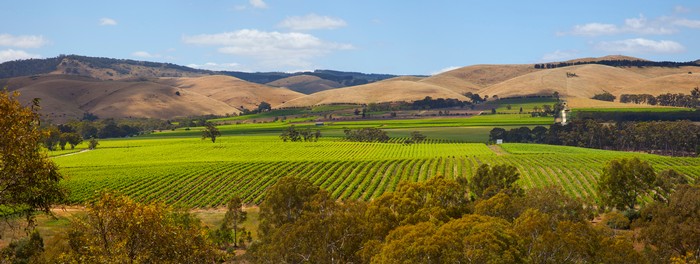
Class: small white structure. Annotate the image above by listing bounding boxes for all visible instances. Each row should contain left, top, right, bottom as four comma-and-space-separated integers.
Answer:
496, 139, 503, 145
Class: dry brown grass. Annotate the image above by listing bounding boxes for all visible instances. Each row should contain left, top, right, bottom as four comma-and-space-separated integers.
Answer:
4, 74, 304, 121
279, 80, 469, 107
161, 75, 304, 110
429, 64, 540, 87
622, 66, 700, 78
266, 74, 343, 94
479, 64, 648, 99
613, 73, 700, 96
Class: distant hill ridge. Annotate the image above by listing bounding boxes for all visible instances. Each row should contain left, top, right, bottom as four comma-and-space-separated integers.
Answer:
537, 55, 697, 69
0, 55, 400, 87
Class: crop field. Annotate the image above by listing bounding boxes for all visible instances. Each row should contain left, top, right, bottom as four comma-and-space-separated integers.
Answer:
53, 137, 700, 208
150, 114, 553, 140
571, 107, 691, 113
486, 97, 559, 114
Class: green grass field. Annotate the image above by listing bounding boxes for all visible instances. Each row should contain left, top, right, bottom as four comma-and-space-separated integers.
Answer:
571, 107, 691, 113
53, 136, 700, 208
149, 114, 554, 140
485, 97, 559, 114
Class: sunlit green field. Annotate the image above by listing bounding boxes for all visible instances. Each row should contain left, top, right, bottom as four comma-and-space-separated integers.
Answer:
53, 135, 700, 208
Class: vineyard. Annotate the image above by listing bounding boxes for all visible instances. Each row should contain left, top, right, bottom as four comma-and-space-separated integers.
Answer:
53, 137, 700, 208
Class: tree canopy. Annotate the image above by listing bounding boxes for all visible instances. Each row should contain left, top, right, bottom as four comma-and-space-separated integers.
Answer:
0, 90, 66, 227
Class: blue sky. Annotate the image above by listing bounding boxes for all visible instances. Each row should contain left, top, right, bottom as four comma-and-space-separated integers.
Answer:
1, 0, 700, 75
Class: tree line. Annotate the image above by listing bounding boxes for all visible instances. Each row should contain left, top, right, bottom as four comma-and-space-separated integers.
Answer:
620, 87, 700, 108
490, 120, 700, 156
495, 120, 700, 155
534, 59, 698, 69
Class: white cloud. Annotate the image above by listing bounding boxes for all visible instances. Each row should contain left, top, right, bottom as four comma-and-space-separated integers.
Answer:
568, 23, 620, 36
673, 18, 700, 29
131, 51, 161, 58
99, 18, 117, 26
541, 50, 579, 62
187, 62, 243, 71
0, 49, 41, 63
430, 66, 460, 75
278, 14, 347, 31
249, 0, 267, 9
0, 34, 47, 48
183, 29, 353, 68
564, 14, 700, 36
595, 38, 685, 54
675, 5, 691, 13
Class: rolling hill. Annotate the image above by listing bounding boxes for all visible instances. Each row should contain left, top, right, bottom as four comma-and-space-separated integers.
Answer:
3, 54, 700, 119
479, 64, 649, 99
279, 79, 469, 107
1, 74, 304, 121
266, 74, 344, 94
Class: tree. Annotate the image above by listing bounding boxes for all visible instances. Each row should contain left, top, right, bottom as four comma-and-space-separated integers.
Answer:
0, 90, 66, 230
371, 215, 523, 263
469, 164, 521, 199
638, 185, 700, 263
251, 176, 369, 263
489, 127, 507, 142
592, 92, 616, 102
87, 137, 99, 150
409, 131, 426, 143
201, 122, 221, 143
65, 132, 83, 149
597, 157, 656, 211
0, 230, 45, 263
344, 128, 390, 143
41, 126, 61, 151
226, 196, 247, 248
257, 101, 271, 112
60, 192, 220, 263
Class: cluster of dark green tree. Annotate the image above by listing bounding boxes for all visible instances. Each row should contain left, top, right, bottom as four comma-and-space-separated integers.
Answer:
528, 102, 565, 117
620, 88, 700, 108
490, 120, 700, 156
280, 125, 322, 142
592, 91, 616, 102
45, 117, 173, 141
411, 96, 471, 109
247, 160, 699, 263
533, 59, 698, 69
344, 128, 390, 142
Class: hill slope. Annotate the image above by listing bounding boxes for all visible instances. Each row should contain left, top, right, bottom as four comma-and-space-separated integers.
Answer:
279, 80, 469, 107
266, 74, 344, 94
2, 74, 304, 121
613, 73, 700, 96
479, 64, 649, 99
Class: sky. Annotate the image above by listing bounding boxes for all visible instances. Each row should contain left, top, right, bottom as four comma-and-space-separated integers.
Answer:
2, 0, 700, 75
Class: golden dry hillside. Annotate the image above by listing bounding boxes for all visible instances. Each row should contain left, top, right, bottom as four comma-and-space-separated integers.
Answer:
266, 74, 343, 94
155, 75, 304, 110
478, 64, 649, 99
2, 74, 304, 121
279, 80, 469, 107
564, 55, 647, 64
427, 64, 540, 88
613, 73, 700, 96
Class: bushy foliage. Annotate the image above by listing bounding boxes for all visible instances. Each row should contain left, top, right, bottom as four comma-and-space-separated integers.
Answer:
0, 90, 66, 226
592, 91, 616, 102
60, 193, 220, 263
344, 128, 390, 142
